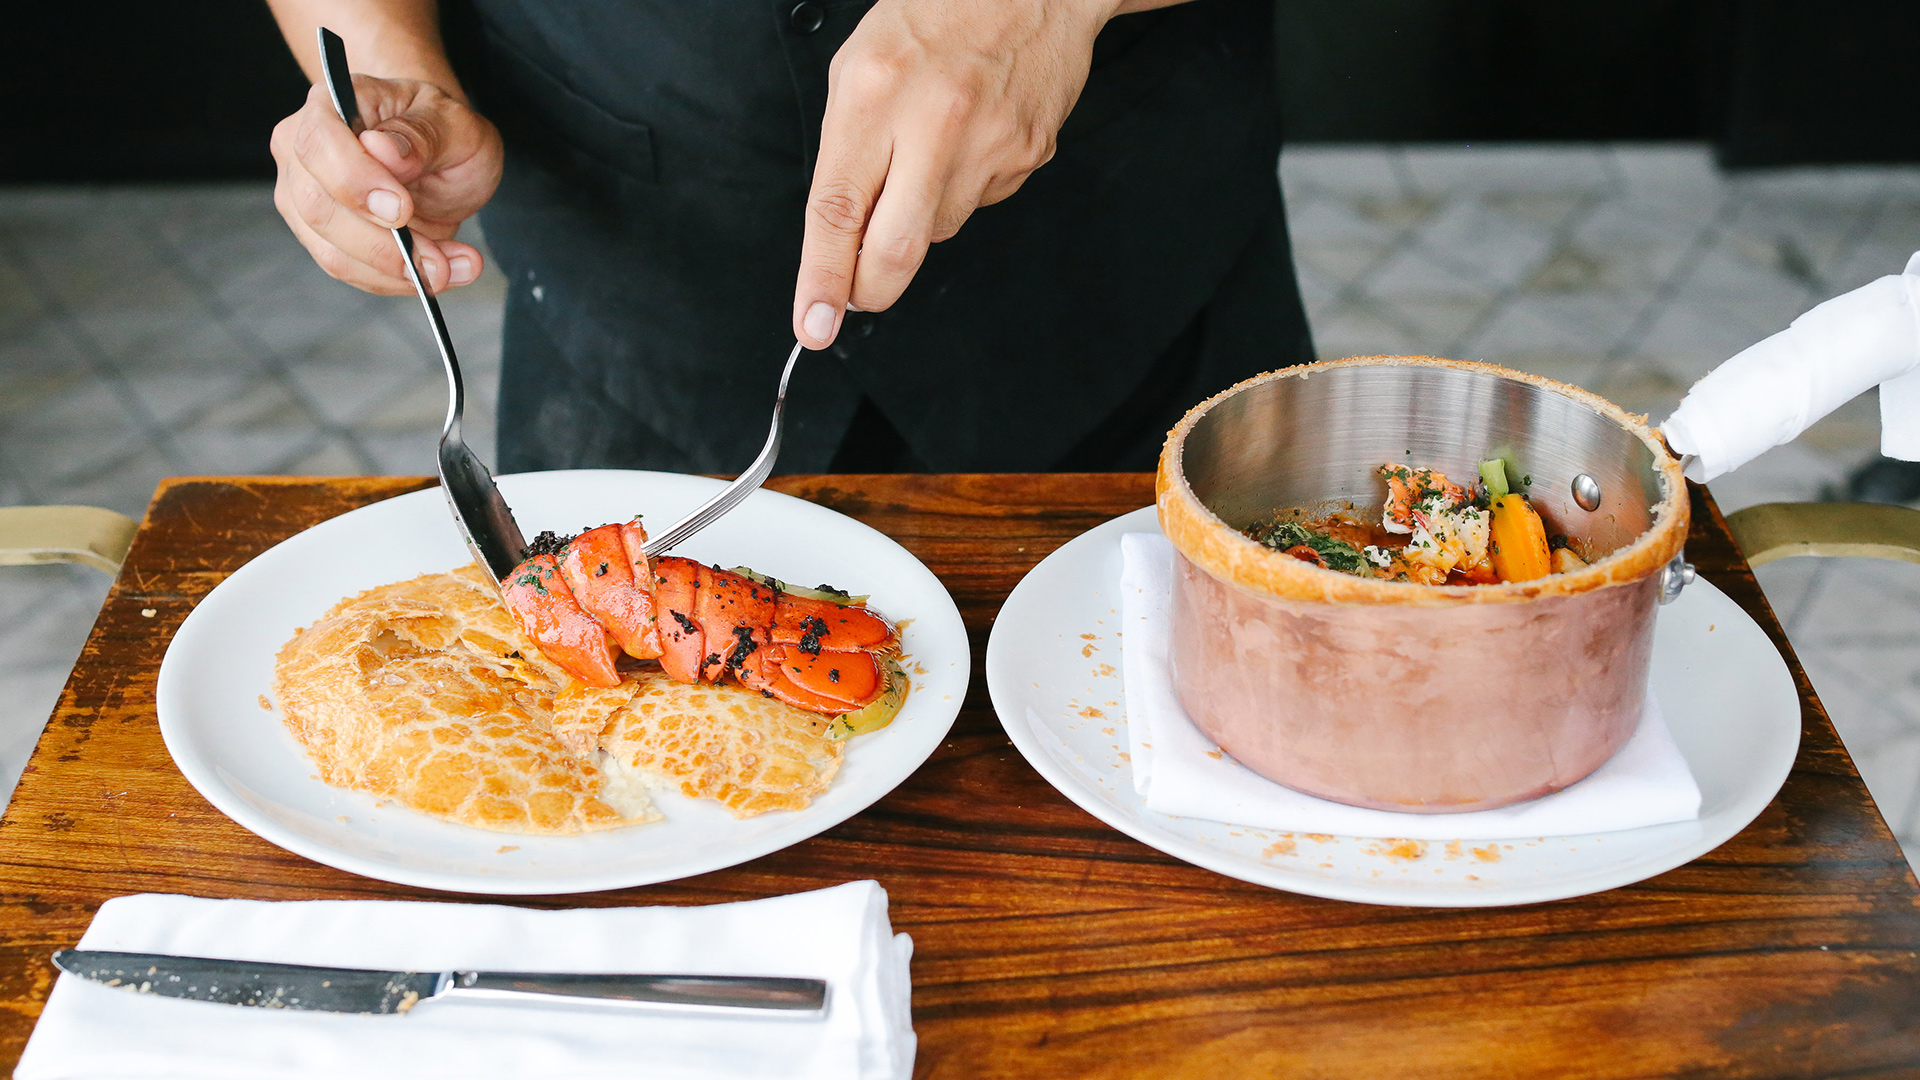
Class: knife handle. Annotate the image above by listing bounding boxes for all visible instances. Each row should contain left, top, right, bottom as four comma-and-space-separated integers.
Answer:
447, 971, 829, 1015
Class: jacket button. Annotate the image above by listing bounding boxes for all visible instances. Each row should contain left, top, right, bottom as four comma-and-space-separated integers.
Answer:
790, 1, 825, 34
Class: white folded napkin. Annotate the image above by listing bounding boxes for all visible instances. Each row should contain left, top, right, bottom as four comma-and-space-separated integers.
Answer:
1661, 251, 1920, 481
16, 881, 913, 1080
1120, 533, 1701, 841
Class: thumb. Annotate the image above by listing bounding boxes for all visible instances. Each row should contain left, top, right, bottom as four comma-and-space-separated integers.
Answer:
360, 118, 439, 188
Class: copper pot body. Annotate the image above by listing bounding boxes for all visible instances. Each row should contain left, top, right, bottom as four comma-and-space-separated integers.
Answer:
1157, 357, 1689, 813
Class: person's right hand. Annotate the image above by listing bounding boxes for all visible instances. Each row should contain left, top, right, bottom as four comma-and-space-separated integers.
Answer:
270, 75, 503, 295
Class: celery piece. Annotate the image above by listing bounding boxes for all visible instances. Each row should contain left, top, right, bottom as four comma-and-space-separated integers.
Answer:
728, 566, 867, 605
1479, 458, 1510, 501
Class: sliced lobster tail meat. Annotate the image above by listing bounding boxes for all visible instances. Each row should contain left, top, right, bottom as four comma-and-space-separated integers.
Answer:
682, 561, 730, 683
652, 556, 706, 685
765, 645, 884, 711
771, 596, 895, 652
618, 519, 655, 612
736, 647, 878, 714
558, 522, 662, 660
500, 554, 623, 688
689, 559, 778, 683
499, 528, 901, 714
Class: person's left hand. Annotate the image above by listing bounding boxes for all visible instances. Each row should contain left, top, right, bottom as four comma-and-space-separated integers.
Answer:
791, 0, 1118, 349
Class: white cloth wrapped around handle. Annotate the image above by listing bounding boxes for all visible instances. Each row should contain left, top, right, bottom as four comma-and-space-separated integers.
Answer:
1661, 252, 1920, 482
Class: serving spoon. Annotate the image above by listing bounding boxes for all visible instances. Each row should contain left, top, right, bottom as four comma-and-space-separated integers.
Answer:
318, 28, 527, 581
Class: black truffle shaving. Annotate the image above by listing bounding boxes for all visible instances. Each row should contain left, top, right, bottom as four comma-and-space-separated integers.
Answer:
724, 625, 759, 672
797, 615, 829, 657
524, 530, 571, 559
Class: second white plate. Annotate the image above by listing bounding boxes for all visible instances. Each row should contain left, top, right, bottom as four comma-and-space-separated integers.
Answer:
158, 470, 969, 895
986, 506, 1801, 907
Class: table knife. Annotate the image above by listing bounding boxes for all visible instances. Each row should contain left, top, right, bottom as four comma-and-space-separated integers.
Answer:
51, 949, 827, 1016
316, 27, 528, 583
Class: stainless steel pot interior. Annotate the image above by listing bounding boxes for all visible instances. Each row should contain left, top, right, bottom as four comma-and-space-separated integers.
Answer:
1180, 364, 1662, 560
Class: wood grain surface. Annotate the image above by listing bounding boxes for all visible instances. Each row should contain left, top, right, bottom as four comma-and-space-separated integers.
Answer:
0, 474, 1916, 1077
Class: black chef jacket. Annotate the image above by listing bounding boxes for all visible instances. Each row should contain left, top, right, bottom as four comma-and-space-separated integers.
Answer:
446, 0, 1313, 473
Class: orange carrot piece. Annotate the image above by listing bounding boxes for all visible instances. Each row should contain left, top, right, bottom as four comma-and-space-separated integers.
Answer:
1489, 495, 1552, 583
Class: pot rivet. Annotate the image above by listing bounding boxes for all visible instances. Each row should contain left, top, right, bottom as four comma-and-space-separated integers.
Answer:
1571, 473, 1603, 512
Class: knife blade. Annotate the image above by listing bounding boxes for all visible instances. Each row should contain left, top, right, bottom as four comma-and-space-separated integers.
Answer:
51, 950, 828, 1016
317, 27, 528, 582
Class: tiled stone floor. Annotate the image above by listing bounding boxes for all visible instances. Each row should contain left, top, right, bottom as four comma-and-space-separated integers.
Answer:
3, 144, 1918, 862
0, 184, 504, 805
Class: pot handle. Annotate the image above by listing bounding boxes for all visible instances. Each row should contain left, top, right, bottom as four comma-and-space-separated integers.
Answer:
0, 506, 136, 576
1657, 552, 1696, 605
1725, 502, 1920, 569
1659, 253, 1920, 483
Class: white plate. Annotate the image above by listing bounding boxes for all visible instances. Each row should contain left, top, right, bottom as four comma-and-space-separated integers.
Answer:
158, 470, 968, 895
986, 507, 1801, 908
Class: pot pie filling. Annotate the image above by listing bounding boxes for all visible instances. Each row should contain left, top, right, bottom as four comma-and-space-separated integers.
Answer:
1245, 459, 1590, 587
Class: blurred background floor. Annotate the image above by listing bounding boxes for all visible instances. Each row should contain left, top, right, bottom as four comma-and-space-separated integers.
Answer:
4, 143, 1918, 860
0, 184, 506, 809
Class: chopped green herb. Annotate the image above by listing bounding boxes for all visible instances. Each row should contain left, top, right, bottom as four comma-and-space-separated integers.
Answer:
1248, 521, 1370, 574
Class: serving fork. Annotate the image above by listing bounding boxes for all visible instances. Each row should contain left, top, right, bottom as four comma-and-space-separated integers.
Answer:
317, 28, 799, 573
640, 342, 803, 557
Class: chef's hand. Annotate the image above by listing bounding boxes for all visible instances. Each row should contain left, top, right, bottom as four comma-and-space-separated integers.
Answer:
792, 0, 1119, 348
270, 76, 503, 296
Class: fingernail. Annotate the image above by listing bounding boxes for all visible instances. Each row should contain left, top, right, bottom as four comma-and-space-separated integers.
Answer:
804, 301, 836, 343
383, 130, 412, 158
367, 189, 402, 224
449, 255, 476, 285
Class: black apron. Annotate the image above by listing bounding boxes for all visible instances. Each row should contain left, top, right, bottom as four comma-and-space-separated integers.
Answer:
449, 0, 1313, 473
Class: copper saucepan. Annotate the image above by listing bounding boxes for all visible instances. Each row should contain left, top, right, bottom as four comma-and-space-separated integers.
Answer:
1156, 356, 1692, 813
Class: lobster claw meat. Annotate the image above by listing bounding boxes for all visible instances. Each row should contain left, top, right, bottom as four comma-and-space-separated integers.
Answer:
499, 518, 899, 715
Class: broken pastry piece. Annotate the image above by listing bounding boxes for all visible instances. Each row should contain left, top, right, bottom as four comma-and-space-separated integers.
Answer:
563, 673, 844, 819
272, 567, 648, 835
273, 564, 871, 834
